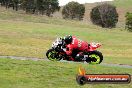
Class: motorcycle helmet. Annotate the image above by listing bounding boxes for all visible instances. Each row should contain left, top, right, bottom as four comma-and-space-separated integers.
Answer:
64, 35, 72, 44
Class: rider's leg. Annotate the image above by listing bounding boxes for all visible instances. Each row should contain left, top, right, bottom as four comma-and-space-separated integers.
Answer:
75, 52, 84, 61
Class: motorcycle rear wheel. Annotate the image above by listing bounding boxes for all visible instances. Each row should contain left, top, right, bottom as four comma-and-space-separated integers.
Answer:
46, 49, 62, 61
86, 51, 103, 64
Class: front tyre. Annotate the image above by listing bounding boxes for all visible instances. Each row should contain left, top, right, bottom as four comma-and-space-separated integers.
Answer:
87, 51, 103, 64
46, 49, 62, 61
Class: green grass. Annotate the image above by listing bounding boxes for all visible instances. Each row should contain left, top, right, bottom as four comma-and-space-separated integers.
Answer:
113, 0, 132, 8
0, 3, 132, 88
0, 58, 131, 88
0, 7, 132, 65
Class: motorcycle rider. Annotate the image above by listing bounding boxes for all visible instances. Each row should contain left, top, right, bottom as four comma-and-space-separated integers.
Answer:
63, 35, 89, 61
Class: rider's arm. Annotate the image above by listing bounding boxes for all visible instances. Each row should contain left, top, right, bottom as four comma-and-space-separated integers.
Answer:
65, 44, 73, 55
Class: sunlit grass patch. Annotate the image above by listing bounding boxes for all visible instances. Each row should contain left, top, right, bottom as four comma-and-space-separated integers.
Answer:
0, 58, 131, 88
0, 7, 132, 65
0, 19, 132, 64
0, 38, 52, 58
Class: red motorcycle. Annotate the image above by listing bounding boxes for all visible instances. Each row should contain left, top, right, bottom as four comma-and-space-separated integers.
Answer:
46, 37, 103, 64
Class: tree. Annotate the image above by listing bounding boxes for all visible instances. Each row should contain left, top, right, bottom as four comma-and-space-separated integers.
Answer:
23, 0, 60, 16
90, 3, 118, 28
23, 0, 36, 14
1, 0, 60, 16
0, 0, 20, 11
44, 0, 60, 16
125, 12, 132, 32
62, 1, 85, 20
0, 0, 6, 6
14, 0, 20, 11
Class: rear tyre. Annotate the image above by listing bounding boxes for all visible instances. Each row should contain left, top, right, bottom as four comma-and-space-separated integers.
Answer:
46, 49, 62, 61
86, 51, 103, 64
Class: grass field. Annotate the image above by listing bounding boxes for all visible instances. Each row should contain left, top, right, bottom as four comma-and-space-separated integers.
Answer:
0, 58, 131, 88
0, 0, 132, 87
113, 0, 132, 8
0, 10, 132, 65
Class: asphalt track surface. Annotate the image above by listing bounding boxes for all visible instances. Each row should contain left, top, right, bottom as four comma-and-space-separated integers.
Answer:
0, 56, 132, 69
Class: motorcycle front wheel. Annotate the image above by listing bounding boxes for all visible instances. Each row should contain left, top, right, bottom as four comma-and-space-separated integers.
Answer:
46, 49, 62, 61
86, 51, 103, 64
